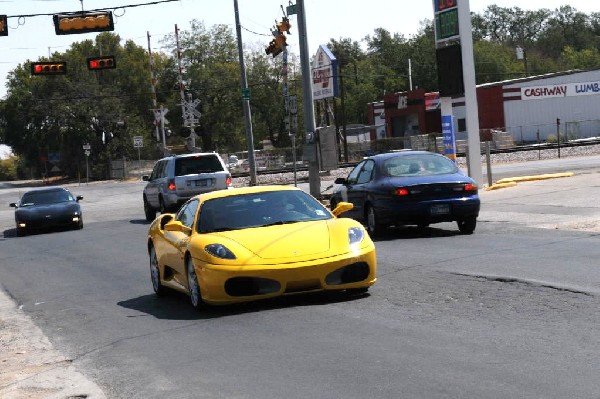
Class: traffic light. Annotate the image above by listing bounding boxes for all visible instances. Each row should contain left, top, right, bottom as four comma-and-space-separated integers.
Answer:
0, 15, 7, 37
87, 56, 116, 70
31, 62, 67, 76
265, 34, 287, 57
276, 17, 292, 34
53, 11, 114, 35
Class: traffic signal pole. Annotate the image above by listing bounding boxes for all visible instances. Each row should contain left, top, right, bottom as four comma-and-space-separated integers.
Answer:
296, 0, 321, 198
234, 0, 257, 186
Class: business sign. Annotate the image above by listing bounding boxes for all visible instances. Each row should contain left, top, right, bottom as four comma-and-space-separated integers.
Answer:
312, 45, 339, 100
433, 0, 459, 44
521, 81, 600, 100
441, 115, 457, 162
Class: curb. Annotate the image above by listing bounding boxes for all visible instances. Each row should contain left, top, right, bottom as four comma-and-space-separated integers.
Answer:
485, 172, 575, 191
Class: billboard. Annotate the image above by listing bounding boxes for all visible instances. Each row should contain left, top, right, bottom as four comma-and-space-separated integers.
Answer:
312, 45, 339, 100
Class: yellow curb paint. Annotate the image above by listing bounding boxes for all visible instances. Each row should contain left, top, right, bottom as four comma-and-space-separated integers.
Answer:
485, 182, 518, 191
495, 172, 574, 185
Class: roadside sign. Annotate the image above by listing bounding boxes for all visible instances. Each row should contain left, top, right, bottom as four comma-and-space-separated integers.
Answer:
241, 88, 251, 100
84, 150, 91, 156
82, 143, 91, 150
133, 136, 143, 148
286, 4, 297, 15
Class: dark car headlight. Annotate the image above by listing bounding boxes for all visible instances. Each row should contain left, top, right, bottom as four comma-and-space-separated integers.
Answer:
205, 244, 236, 260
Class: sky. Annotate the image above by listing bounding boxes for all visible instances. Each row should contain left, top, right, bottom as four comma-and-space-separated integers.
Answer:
0, 0, 597, 158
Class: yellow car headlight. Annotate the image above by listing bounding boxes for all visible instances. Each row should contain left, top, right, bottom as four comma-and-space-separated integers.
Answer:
348, 227, 365, 245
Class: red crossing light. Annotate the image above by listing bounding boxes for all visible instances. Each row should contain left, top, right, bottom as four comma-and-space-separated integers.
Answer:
31, 62, 67, 76
87, 56, 116, 70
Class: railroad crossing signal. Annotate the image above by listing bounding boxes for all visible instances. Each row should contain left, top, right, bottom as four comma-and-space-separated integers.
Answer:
182, 98, 201, 127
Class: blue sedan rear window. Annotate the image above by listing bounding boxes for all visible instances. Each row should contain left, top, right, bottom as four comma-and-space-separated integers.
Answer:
383, 155, 459, 177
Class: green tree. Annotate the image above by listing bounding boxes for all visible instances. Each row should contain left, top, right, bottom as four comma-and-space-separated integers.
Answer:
0, 32, 159, 179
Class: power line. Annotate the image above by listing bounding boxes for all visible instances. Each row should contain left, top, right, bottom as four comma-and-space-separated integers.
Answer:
5, 0, 180, 19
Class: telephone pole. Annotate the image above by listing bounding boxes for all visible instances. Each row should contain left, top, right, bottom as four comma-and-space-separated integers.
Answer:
297, 0, 320, 198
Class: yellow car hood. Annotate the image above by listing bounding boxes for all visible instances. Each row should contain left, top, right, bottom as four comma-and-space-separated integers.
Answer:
215, 220, 331, 260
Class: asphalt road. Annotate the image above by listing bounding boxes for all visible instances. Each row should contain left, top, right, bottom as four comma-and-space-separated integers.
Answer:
0, 158, 599, 398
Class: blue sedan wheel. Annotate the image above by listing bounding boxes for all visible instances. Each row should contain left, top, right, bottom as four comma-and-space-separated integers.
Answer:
457, 216, 477, 235
186, 258, 204, 310
366, 205, 384, 237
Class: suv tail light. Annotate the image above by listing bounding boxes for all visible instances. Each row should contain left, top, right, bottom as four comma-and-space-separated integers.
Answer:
167, 179, 176, 191
226, 175, 232, 187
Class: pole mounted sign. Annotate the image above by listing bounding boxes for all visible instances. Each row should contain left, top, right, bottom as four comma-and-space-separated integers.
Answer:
434, 0, 459, 42
433, 0, 463, 97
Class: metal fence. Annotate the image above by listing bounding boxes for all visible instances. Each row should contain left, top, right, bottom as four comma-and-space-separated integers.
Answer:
110, 123, 600, 179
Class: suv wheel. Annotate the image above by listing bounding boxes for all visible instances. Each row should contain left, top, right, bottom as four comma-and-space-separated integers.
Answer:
159, 196, 168, 214
144, 196, 156, 221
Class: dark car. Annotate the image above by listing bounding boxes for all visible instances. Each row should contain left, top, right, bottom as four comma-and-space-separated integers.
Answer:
329, 151, 480, 236
9, 187, 83, 236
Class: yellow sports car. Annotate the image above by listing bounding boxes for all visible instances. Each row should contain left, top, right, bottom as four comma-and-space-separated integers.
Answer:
147, 185, 376, 309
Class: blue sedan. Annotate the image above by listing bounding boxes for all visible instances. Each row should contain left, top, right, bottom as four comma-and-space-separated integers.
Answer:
329, 151, 480, 236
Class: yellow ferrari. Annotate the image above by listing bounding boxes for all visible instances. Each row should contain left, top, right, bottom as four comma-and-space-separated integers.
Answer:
147, 185, 376, 309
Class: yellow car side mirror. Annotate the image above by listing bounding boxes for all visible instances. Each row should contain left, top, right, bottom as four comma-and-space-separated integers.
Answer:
164, 220, 192, 235
332, 201, 353, 217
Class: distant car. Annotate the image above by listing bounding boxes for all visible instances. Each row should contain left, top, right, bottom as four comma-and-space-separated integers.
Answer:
142, 152, 232, 221
146, 185, 376, 309
329, 151, 480, 236
9, 187, 83, 237
227, 155, 239, 169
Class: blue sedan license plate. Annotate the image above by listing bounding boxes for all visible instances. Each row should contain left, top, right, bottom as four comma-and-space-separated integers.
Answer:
430, 204, 450, 215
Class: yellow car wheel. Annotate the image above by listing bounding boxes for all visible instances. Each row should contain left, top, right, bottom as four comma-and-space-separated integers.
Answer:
186, 258, 205, 310
149, 246, 165, 296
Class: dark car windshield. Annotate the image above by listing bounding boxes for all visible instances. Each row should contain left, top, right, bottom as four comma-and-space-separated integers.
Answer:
382, 154, 459, 177
20, 190, 74, 206
175, 155, 224, 176
197, 190, 332, 233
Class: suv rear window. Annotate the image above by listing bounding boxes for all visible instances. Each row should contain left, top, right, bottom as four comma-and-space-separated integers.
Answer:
175, 155, 224, 176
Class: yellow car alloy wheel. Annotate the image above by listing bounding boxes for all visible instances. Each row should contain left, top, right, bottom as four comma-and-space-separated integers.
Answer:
149, 246, 165, 296
186, 257, 204, 310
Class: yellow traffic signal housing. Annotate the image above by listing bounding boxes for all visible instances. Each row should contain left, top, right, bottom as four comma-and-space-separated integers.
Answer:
276, 18, 292, 34
31, 62, 67, 76
265, 34, 287, 58
53, 11, 114, 35
265, 39, 277, 56
87, 56, 116, 70
0, 15, 7, 37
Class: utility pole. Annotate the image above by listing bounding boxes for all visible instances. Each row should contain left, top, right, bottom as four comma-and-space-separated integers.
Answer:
233, 0, 257, 186
147, 32, 160, 143
297, 0, 320, 198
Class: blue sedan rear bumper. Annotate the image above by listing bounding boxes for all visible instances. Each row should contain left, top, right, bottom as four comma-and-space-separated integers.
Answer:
374, 196, 480, 226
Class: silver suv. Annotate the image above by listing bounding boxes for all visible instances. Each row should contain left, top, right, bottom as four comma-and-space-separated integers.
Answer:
143, 152, 232, 221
